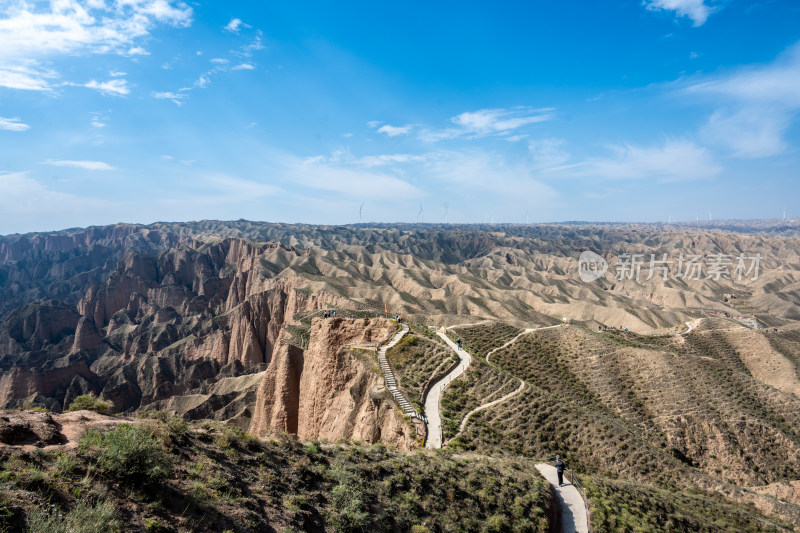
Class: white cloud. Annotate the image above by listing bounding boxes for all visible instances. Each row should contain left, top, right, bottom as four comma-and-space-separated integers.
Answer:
420, 149, 559, 206
84, 78, 129, 96
43, 159, 115, 170
685, 43, 800, 158
644, 0, 714, 27
0, 0, 193, 91
0, 63, 57, 91
528, 138, 570, 167
377, 124, 412, 137
356, 154, 430, 167
210, 58, 228, 64
224, 18, 249, 33
420, 107, 554, 141
287, 156, 421, 200
109, 70, 126, 77
366, 121, 382, 128
701, 108, 788, 158
90, 112, 106, 127
555, 140, 721, 181
453, 107, 553, 133
0, 116, 30, 131
152, 90, 187, 105
0, 172, 115, 233
232, 63, 255, 70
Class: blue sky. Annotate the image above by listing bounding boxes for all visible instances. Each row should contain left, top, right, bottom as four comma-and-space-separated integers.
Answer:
1, 0, 799, 233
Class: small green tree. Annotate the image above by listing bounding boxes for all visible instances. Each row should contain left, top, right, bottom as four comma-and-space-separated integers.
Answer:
67, 394, 110, 414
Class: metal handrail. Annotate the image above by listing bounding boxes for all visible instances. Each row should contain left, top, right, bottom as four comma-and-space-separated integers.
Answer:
537, 456, 593, 533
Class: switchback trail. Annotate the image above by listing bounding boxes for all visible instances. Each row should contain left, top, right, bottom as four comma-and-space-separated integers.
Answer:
424, 330, 471, 449
457, 324, 565, 436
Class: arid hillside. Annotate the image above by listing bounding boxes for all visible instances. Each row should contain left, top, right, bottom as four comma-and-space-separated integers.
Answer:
2, 220, 800, 531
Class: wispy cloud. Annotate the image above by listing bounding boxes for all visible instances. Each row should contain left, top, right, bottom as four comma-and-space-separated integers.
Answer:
420, 107, 554, 141
90, 112, 107, 128
684, 42, 800, 158
550, 140, 721, 181
0, 116, 30, 131
644, 0, 714, 27
0, 0, 193, 91
0, 172, 115, 233
377, 124, 412, 137
43, 160, 115, 170
0, 63, 56, 91
153, 90, 187, 105
287, 156, 421, 200
224, 18, 250, 33
356, 154, 430, 167
84, 78, 129, 96
528, 138, 570, 167
232, 63, 255, 70
238, 31, 266, 56
200, 173, 279, 199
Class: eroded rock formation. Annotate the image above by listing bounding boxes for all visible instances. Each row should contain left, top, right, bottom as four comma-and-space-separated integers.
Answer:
250, 318, 415, 449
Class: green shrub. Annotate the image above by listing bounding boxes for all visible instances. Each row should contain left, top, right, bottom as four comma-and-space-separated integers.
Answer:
166, 416, 189, 440
79, 424, 171, 489
329, 482, 369, 532
67, 395, 110, 414
26, 499, 119, 533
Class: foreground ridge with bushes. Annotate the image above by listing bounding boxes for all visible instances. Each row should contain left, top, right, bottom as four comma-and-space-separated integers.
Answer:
0, 410, 556, 532
0, 409, 793, 532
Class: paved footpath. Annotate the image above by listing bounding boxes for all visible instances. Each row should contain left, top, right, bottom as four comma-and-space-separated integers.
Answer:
535, 463, 590, 533
424, 330, 471, 448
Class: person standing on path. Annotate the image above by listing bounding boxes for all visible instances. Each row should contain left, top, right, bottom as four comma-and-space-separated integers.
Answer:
555, 456, 566, 486
457, 338, 462, 350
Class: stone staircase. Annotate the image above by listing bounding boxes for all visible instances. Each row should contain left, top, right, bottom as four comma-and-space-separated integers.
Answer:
377, 323, 427, 422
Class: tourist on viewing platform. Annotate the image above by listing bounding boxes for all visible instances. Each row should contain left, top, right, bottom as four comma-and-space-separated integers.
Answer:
555, 456, 566, 486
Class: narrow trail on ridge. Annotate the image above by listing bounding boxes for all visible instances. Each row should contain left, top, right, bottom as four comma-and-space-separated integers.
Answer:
424, 330, 471, 449
536, 463, 591, 533
456, 324, 564, 436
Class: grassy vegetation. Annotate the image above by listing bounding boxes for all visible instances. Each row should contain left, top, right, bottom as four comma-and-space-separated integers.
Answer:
451, 322, 800, 488
386, 330, 457, 411
452, 322, 522, 359
440, 358, 519, 440
766, 329, 800, 381
66, 395, 111, 415
0, 414, 556, 532
585, 476, 791, 532
25, 499, 120, 533
79, 424, 172, 489
445, 323, 800, 529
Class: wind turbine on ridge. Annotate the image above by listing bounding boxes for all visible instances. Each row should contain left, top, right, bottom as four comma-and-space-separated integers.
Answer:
359, 201, 364, 222
417, 203, 424, 223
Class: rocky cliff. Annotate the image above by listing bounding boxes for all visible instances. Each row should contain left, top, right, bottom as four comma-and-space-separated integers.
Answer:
250, 318, 416, 449
0, 236, 339, 418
